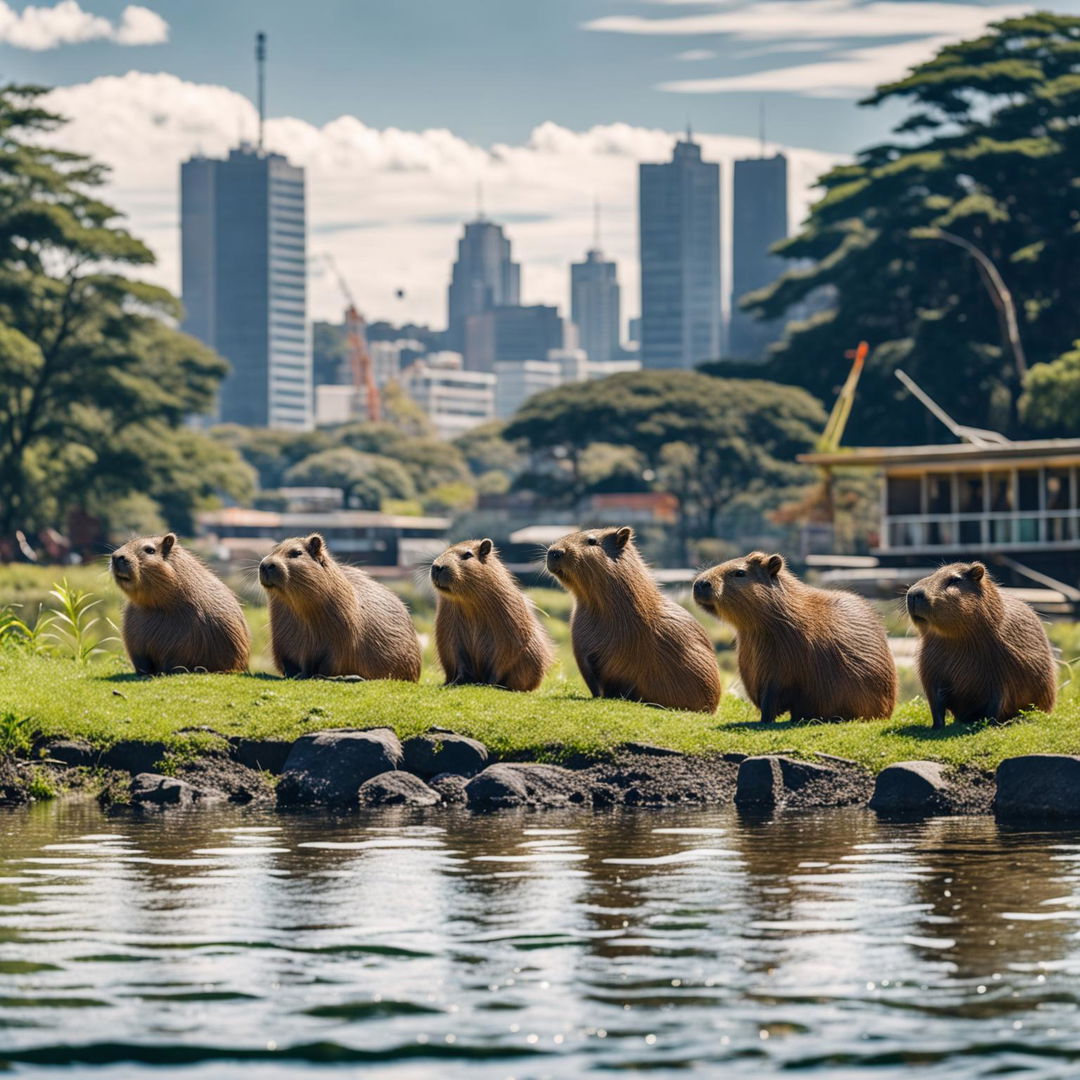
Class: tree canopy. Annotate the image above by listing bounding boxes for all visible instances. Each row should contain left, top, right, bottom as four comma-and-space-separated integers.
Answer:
0, 84, 250, 540
505, 371, 825, 544
747, 13, 1080, 444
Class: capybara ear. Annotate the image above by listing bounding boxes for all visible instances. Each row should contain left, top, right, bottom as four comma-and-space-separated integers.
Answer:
766, 553, 784, 577
967, 561, 986, 582
305, 533, 325, 560
160, 533, 176, 557
614, 526, 633, 549
478, 538, 493, 560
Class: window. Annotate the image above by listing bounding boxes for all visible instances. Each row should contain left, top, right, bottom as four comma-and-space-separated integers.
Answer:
957, 473, 984, 513
886, 476, 921, 515
927, 474, 952, 514
989, 471, 1012, 511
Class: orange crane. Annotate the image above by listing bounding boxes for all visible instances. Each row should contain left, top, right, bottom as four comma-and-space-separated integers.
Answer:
324, 254, 380, 423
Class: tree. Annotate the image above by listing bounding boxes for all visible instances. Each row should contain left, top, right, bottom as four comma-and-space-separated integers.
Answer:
284, 447, 416, 510
505, 371, 825, 543
1020, 340, 1080, 434
747, 14, 1080, 444
0, 84, 245, 538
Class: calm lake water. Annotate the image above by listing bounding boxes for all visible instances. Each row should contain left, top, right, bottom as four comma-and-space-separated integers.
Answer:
3, 802, 1080, 1078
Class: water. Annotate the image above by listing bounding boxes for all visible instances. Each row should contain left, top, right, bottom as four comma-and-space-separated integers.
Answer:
3, 803, 1080, 1078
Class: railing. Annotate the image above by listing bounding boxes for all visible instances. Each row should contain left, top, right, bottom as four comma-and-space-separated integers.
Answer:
881, 511, 1080, 551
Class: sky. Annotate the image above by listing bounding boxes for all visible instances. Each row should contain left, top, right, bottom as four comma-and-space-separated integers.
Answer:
3, 0, 1073, 328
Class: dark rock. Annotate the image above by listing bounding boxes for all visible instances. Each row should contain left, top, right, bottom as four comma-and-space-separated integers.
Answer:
357, 771, 440, 807
465, 763, 588, 810
231, 738, 292, 774
429, 772, 469, 804
720, 752, 749, 764
776, 756, 836, 791
179, 757, 275, 805
276, 728, 403, 808
0, 761, 29, 806
129, 772, 224, 810
101, 741, 168, 774
40, 739, 96, 767
402, 732, 488, 779
995, 755, 1080, 821
735, 756, 784, 808
870, 761, 948, 814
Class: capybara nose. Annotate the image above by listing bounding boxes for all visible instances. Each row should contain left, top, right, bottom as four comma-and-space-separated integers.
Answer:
692, 578, 712, 603
430, 562, 444, 582
906, 587, 929, 616
259, 559, 279, 586
546, 548, 564, 569
111, 553, 130, 577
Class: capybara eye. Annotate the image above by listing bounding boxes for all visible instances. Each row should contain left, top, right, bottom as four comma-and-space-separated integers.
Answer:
587, 536, 599, 546
289, 549, 303, 559
735, 569, 747, 577
460, 551, 473, 560
143, 546, 154, 555
949, 576, 962, 586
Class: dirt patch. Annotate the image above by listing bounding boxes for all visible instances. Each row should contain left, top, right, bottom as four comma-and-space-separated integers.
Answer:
176, 755, 275, 805
582, 751, 740, 807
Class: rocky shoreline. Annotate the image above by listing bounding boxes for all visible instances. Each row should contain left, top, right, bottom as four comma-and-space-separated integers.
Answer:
5, 725, 1080, 822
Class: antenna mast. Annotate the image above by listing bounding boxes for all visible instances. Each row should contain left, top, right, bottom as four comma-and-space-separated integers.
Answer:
256, 31, 266, 152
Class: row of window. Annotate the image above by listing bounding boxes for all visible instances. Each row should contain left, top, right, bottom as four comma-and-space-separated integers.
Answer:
886, 467, 1076, 517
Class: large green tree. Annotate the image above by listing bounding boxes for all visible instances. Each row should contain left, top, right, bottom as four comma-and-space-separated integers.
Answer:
0, 84, 249, 538
747, 13, 1080, 444
505, 371, 825, 544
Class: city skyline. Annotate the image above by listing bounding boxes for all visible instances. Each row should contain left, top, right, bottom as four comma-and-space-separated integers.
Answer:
9, 0, 1076, 329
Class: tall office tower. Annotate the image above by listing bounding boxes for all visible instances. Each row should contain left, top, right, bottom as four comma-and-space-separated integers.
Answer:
570, 248, 620, 364
464, 304, 565, 373
638, 132, 721, 370
729, 152, 789, 361
446, 217, 521, 354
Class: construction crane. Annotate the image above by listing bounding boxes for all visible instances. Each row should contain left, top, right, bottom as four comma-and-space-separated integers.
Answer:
323, 254, 380, 423
774, 341, 868, 534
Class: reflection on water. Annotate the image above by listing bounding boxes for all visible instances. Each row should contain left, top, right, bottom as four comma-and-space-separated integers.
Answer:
3, 802, 1080, 1077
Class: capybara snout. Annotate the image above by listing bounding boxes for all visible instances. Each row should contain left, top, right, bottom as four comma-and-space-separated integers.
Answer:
905, 586, 929, 620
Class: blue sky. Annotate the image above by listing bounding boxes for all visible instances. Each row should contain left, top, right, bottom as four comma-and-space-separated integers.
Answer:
2, 0, 1072, 325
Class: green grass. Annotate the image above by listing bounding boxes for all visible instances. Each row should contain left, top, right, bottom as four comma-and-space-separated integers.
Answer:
2, 650, 1079, 774
3, 563, 1079, 775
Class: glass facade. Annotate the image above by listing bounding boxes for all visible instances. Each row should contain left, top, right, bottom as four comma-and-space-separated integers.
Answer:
639, 137, 721, 370
570, 249, 620, 365
181, 147, 312, 430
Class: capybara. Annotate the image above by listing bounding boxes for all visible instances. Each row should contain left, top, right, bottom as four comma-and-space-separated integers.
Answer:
546, 526, 721, 713
693, 551, 897, 723
906, 561, 1056, 726
430, 537, 554, 691
259, 533, 421, 681
110, 533, 250, 675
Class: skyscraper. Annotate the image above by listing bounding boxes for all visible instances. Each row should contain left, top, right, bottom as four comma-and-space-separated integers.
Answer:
729, 153, 789, 361
181, 145, 312, 429
446, 217, 520, 354
464, 304, 565, 372
571, 247, 620, 365
638, 133, 721, 370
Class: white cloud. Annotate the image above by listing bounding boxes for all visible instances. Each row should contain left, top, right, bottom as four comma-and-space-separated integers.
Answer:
585, 0, 1026, 40
674, 48, 716, 61
0, 1, 166, 50
42, 72, 842, 329
662, 36, 958, 96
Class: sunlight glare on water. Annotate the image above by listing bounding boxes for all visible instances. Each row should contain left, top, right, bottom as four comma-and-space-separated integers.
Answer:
2, 802, 1080, 1077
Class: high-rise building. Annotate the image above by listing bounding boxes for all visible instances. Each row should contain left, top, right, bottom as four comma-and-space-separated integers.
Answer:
181, 145, 312, 429
638, 132, 721, 370
571, 248, 620, 365
446, 217, 521, 352
464, 304, 566, 373
729, 153, 789, 361
401, 353, 496, 440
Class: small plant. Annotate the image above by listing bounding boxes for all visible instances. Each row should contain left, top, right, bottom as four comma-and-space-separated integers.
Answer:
26, 768, 57, 801
44, 579, 117, 663
0, 711, 36, 757
0, 604, 56, 655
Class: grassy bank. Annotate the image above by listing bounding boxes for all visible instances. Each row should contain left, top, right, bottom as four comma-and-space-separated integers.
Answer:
2, 652, 1078, 774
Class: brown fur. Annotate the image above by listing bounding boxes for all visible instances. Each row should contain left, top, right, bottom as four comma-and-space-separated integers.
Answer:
431, 537, 554, 691
259, 533, 420, 681
110, 533, 250, 675
546, 526, 721, 713
907, 561, 1056, 726
693, 551, 896, 722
